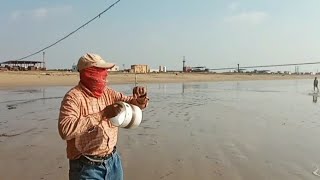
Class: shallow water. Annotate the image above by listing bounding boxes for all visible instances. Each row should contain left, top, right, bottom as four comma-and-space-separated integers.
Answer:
1, 79, 320, 179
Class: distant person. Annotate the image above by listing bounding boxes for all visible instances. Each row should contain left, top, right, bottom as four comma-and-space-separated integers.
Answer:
313, 94, 318, 103
58, 53, 149, 180
314, 77, 319, 92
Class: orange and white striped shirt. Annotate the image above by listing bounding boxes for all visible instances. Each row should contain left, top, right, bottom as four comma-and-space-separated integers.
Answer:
58, 83, 147, 160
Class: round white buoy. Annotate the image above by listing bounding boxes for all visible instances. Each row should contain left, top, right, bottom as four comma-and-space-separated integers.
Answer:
109, 102, 142, 129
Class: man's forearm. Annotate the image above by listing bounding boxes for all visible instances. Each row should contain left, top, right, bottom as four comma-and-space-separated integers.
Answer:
58, 112, 103, 140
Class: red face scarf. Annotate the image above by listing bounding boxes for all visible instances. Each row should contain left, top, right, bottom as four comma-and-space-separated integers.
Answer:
80, 67, 108, 98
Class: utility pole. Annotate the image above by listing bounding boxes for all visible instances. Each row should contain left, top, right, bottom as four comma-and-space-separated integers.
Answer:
237, 64, 240, 73
134, 72, 137, 86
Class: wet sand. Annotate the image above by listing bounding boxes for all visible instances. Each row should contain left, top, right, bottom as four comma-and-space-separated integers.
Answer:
1, 80, 320, 179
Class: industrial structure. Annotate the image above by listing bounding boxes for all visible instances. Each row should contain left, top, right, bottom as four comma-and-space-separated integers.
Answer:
0, 60, 46, 71
182, 56, 208, 72
1, 52, 46, 71
183, 56, 186, 72
182, 56, 192, 72
191, 66, 209, 72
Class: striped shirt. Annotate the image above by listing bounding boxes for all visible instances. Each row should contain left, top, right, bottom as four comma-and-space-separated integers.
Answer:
58, 83, 147, 160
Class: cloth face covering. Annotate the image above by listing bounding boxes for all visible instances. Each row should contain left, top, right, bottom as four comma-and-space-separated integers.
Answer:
80, 67, 108, 98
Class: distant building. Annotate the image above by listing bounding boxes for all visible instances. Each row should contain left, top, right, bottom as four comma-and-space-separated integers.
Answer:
253, 69, 270, 74
0, 60, 45, 71
71, 64, 77, 72
150, 68, 159, 73
131, 64, 149, 73
184, 66, 192, 72
159, 65, 167, 72
191, 66, 209, 72
110, 65, 119, 72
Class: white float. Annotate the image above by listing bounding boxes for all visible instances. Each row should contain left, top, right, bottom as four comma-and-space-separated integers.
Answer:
109, 102, 142, 129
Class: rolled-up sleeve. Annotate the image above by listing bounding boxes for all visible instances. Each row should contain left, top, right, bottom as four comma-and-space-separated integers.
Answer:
58, 95, 102, 140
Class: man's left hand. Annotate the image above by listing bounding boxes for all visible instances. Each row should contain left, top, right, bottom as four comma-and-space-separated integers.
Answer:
133, 86, 149, 106
133, 86, 147, 98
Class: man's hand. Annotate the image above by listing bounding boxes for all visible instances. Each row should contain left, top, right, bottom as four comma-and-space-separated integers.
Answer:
133, 86, 147, 98
102, 103, 123, 119
133, 86, 149, 107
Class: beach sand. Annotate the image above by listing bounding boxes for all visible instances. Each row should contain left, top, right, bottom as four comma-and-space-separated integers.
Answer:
0, 71, 316, 88
0, 72, 319, 180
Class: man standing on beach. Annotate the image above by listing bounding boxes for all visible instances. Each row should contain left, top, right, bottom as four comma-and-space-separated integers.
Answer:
58, 53, 149, 180
314, 77, 319, 92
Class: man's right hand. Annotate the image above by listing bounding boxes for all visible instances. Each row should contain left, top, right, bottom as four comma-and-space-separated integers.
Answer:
102, 103, 123, 119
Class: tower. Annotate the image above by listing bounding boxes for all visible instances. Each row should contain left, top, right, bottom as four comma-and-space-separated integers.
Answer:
42, 51, 46, 70
182, 56, 186, 72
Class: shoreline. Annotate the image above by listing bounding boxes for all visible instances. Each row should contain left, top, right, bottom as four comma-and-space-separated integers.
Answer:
0, 71, 315, 89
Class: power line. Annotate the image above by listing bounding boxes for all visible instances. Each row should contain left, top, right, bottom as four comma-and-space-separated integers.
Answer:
14, 0, 121, 61
209, 61, 320, 71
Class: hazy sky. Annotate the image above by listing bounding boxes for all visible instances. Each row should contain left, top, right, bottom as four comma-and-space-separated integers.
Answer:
1, 0, 320, 72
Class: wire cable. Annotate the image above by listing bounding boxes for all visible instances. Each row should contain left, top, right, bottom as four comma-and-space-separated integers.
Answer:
14, 0, 121, 61
209, 61, 320, 71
